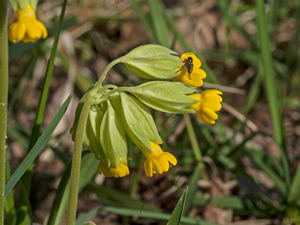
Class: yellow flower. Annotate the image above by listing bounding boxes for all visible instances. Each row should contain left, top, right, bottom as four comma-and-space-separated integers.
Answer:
9, 4, 48, 43
143, 141, 177, 177
97, 157, 131, 178
188, 90, 222, 124
172, 53, 206, 87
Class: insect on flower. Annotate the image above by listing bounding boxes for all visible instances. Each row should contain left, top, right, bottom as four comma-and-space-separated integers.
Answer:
180, 57, 194, 80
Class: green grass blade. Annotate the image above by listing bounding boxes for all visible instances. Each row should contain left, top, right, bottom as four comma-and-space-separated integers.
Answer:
167, 187, 188, 225
75, 208, 99, 225
16, 181, 34, 225
28, 0, 68, 154
104, 207, 217, 225
148, 0, 170, 47
288, 163, 300, 203
4, 95, 72, 197
256, 0, 290, 188
183, 167, 201, 216
17, 0, 69, 222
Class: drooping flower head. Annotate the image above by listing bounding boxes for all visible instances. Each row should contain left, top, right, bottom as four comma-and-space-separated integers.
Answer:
8, 3, 48, 43
173, 53, 206, 88
143, 141, 177, 177
188, 90, 223, 124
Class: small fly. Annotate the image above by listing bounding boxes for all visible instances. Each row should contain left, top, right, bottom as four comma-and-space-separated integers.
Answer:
180, 57, 194, 80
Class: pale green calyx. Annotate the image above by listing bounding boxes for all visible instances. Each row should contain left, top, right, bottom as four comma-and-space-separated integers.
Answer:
126, 81, 198, 113
83, 105, 106, 160
9, 0, 39, 11
100, 100, 128, 167
109, 92, 162, 152
120, 44, 183, 79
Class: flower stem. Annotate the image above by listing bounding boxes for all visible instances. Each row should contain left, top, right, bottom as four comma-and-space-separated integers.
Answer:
94, 58, 122, 90
183, 114, 202, 164
183, 114, 203, 216
66, 97, 92, 225
0, 1, 8, 224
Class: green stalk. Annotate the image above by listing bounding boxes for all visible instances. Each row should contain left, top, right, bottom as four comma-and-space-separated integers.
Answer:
94, 58, 122, 89
256, 0, 290, 187
0, 1, 8, 224
66, 97, 92, 225
183, 114, 203, 216
66, 59, 119, 224
183, 114, 202, 163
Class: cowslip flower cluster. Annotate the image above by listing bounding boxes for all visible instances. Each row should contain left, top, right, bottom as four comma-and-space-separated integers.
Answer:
71, 45, 222, 178
8, 0, 47, 43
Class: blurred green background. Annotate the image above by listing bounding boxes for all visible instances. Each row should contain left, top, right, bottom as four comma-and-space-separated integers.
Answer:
6, 0, 300, 224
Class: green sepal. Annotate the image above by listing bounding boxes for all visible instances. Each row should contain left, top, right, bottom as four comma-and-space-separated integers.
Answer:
29, 0, 38, 9
126, 81, 198, 113
121, 44, 183, 79
117, 92, 162, 152
9, 0, 18, 11
18, 0, 29, 10
83, 105, 105, 160
100, 101, 127, 167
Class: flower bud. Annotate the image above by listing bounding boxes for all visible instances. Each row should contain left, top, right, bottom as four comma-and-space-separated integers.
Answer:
109, 92, 162, 152
126, 81, 198, 113
9, 0, 39, 11
99, 101, 128, 168
120, 44, 183, 79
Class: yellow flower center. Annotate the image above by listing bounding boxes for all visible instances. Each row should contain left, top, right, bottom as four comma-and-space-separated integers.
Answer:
143, 142, 177, 177
97, 157, 130, 178
9, 4, 48, 43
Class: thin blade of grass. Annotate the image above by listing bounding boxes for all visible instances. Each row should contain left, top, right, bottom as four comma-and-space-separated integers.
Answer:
74, 208, 99, 225
288, 162, 300, 204
167, 187, 188, 225
17, 0, 69, 222
148, 0, 170, 47
256, 0, 290, 188
4, 95, 72, 197
103, 207, 218, 225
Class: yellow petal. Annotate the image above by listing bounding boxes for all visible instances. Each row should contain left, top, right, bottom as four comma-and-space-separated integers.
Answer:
143, 142, 177, 177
